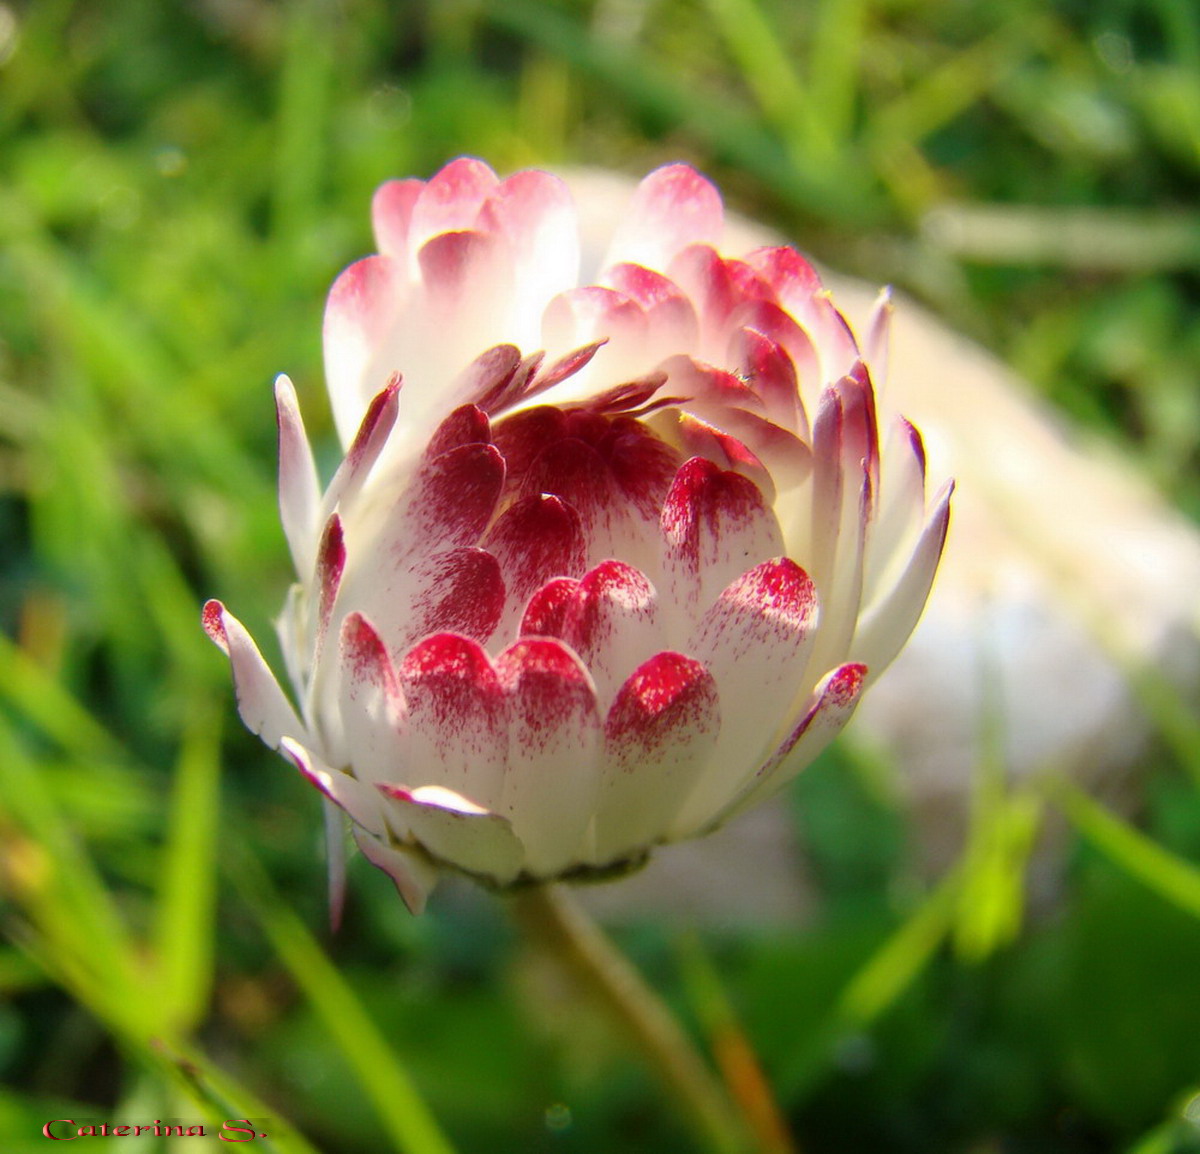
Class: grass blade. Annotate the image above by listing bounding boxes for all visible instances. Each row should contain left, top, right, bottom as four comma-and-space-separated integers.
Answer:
230, 848, 458, 1154
1055, 782, 1200, 920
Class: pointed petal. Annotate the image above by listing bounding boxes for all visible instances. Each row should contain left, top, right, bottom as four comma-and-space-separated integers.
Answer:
534, 340, 606, 394
853, 479, 953, 676
321, 375, 401, 519
451, 344, 524, 413
353, 826, 439, 915
275, 375, 321, 579
717, 662, 867, 823
203, 601, 305, 750
313, 514, 346, 656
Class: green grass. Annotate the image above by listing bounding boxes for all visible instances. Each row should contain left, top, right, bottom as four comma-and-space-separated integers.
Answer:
2, 1, 1200, 1152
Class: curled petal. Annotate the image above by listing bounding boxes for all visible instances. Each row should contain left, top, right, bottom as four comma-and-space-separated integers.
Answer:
354, 826, 439, 916
280, 736, 387, 838
559, 560, 665, 708
370, 440, 505, 571
275, 375, 320, 578
853, 479, 953, 676
520, 576, 579, 638
673, 412, 776, 500
864, 415, 928, 597
424, 403, 492, 460
481, 169, 580, 330
718, 662, 868, 824
452, 344, 524, 414
396, 547, 506, 650
378, 783, 525, 885
417, 229, 510, 325
728, 326, 807, 435
543, 286, 647, 373
520, 436, 626, 566
203, 601, 305, 751
604, 262, 700, 353
672, 558, 821, 835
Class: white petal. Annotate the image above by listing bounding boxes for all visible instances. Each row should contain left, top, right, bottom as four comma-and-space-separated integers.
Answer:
853, 480, 953, 676
496, 638, 602, 875
715, 662, 867, 826
670, 557, 821, 836
275, 375, 321, 579
377, 783, 525, 885
660, 456, 785, 620
592, 651, 720, 864
604, 164, 724, 273
337, 613, 407, 786
395, 633, 509, 810
353, 827, 439, 915
203, 601, 306, 751
279, 736, 387, 838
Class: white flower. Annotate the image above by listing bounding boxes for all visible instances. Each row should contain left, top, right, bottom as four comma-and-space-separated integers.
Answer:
205, 160, 952, 914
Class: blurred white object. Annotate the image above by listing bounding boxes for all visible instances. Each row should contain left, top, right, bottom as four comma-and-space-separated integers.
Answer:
567, 168, 1200, 919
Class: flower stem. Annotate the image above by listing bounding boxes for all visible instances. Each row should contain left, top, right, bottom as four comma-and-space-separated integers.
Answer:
510, 884, 753, 1154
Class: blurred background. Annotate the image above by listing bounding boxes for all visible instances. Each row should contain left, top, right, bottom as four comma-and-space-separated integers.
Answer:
1, 1, 1199, 1151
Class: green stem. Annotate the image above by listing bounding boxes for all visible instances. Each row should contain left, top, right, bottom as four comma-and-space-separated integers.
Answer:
510, 884, 752, 1154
